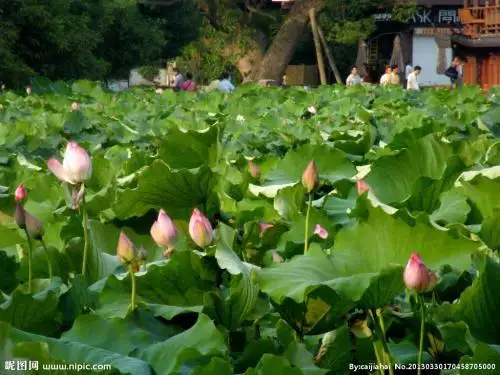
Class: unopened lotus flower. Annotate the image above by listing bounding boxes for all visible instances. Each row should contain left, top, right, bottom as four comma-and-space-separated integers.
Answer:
71, 102, 79, 111
248, 160, 260, 178
151, 209, 178, 256
356, 179, 370, 195
25, 211, 44, 240
189, 208, 213, 248
259, 222, 273, 236
236, 115, 245, 122
302, 160, 319, 193
314, 224, 328, 239
308, 106, 317, 114
47, 141, 92, 184
117, 232, 137, 265
403, 253, 436, 293
26, 87, 31, 95
15, 184, 27, 203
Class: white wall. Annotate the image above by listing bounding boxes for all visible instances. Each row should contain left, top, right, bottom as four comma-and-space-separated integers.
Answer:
412, 36, 452, 86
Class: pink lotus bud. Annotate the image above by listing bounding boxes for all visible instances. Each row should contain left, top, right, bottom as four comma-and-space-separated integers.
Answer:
248, 160, 260, 178
356, 179, 370, 195
314, 224, 328, 239
189, 208, 213, 248
403, 253, 436, 293
15, 184, 27, 203
26, 87, 31, 95
25, 210, 44, 240
271, 251, 284, 263
15, 204, 26, 229
259, 222, 274, 235
47, 141, 92, 184
150, 209, 178, 255
71, 102, 79, 111
117, 232, 137, 264
302, 160, 319, 193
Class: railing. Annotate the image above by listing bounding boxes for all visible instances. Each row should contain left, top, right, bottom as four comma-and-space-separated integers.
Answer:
460, 0, 500, 38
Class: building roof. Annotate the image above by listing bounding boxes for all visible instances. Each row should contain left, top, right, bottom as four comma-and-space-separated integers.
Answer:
452, 35, 500, 47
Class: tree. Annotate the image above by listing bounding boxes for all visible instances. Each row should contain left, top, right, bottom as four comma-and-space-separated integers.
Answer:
251, 0, 324, 82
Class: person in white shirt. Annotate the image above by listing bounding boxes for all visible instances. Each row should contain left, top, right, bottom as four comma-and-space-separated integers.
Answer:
380, 65, 392, 86
218, 71, 235, 93
405, 62, 413, 80
407, 65, 421, 91
346, 67, 361, 86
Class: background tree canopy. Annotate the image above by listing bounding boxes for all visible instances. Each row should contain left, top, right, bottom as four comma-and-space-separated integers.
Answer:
0, 0, 416, 87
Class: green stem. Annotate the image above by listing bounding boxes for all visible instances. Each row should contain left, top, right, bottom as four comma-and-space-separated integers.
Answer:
130, 267, 137, 311
39, 238, 53, 280
368, 310, 385, 375
375, 309, 394, 375
418, 294, 426, 375
24, 229, 33, 293
304, 194, 312, 254
81, 195, 89, 277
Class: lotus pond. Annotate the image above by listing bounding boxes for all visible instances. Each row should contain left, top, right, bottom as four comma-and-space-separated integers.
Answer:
1, 81, 500, 375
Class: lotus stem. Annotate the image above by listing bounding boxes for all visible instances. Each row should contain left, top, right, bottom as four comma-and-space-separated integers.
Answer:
304, 194, 312, 254
130, 267, 137, 311
81, 195, 89, 277
375, 309, 394, 375
418, 294, 426, 375
39, 238, 53, 280
368, 310, 387, 375
24, 229, 33, 293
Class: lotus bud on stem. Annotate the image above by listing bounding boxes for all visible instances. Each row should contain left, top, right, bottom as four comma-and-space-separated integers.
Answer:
189, 208, 214, 248
248, 160, 260, 179
14, 184, 52, 289
302, 160, 319, 254
403, 253, 437, 375
150, 209, 178, 257
117, 232, 142, 312
47, 141, 92, 277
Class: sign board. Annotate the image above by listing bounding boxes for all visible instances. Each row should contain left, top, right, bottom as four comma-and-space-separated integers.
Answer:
413, 27, 454, 36
374, 7, 460, 26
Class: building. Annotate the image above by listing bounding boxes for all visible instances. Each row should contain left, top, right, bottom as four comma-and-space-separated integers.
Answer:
369, 1, 464, 86
453, 0, 500, 90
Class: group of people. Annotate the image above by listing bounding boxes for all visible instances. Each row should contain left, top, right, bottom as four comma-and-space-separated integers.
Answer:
345, 57, 466, 91
171, 68, 236, 93
345, 64, 421, 91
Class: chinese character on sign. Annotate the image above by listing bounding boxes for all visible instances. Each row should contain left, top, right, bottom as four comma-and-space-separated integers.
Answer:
438, 10, 458, 24
17, 360, 27, 371
4, 361, 16, 371
29, 361, 39, 371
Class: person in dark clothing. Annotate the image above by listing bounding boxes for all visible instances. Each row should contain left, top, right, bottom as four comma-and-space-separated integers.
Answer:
445, 57, 461, 88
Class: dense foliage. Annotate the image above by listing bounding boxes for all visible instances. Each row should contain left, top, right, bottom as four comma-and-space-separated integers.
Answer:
0, 0, 198, 87
1, 82, 500, 374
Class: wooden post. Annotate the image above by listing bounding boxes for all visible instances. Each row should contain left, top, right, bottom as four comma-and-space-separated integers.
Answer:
309, 8, 327, 85
316, 24, 343, 84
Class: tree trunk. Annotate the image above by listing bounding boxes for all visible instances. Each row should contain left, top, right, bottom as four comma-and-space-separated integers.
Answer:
251, 0, 324, 82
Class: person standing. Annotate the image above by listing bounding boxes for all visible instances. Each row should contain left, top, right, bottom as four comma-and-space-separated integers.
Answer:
407, 66, 421, 91
405, 62, 413, 80
445, 57, 460, 88
346, 67, 361, 86
388, 65, 401, 86
218, 71, 235, 93
380, 65, 392, 86
181, 72, 197, 92
172, 68, 185, 92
